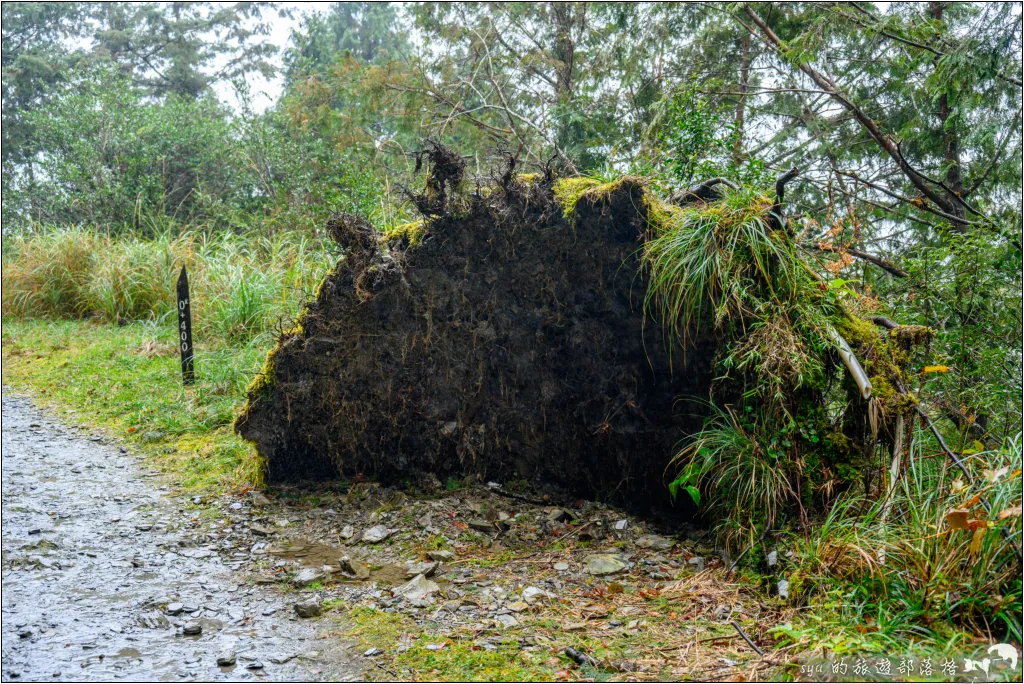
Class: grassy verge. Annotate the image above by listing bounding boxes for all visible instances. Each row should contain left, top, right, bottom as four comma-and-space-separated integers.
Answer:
1, 317, 266, 491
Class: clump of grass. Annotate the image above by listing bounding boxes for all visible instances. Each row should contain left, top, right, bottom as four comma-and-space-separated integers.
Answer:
675, 404, 796, 549
1, 225, 335, 341
782, 433, 1023, 643
642, 185, 832, 352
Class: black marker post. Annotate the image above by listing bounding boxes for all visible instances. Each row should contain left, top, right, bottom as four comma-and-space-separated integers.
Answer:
176, 265, 195, 385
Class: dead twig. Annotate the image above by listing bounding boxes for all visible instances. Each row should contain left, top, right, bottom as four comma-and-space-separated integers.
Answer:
730, 620, 765, 656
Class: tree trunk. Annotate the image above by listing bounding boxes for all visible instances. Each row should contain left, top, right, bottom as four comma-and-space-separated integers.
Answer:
930, 2, 967, 229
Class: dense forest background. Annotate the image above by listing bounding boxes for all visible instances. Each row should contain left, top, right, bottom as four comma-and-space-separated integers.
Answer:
2, 1, 1022, 650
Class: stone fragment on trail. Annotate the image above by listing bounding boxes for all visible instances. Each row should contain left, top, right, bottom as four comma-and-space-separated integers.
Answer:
635, 534, 674, 550
547, 508, 574, 523
404, 560, 440, 577
586, 554, 630, 576
427, 549, 453, 562
339, 555, 370, 579
216, 651, 237, 666
361, 525, 392, 543
234, 162, 715, 513
182, 622, 202, 635
250, 490, 271, 507
294, 600, 322, 618
393, 574, 440, 605
292, 567, 325, 587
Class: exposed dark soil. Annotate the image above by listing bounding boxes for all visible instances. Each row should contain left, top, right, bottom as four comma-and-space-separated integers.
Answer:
236, 175, 716, 515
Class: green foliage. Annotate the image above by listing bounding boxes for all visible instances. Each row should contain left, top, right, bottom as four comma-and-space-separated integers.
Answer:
780, 433, 1023, 641
283, 2, 409, 80
646, 88, 770, 189
670, 405, 795, 548
17, 66, 239, 229
1, 226, 335, 341
643, 184, 836, 388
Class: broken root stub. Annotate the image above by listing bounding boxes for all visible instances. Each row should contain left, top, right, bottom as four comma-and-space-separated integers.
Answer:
236, 177, 716, 512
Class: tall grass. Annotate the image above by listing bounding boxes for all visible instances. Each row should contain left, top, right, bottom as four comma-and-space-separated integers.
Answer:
1, 225, 336, 341
784, 433, 1023, 642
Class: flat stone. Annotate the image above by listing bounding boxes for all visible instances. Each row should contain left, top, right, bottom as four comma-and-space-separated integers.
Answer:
250, 491, 271, 507
688, 556, 705, 572
340, 555, 371, 579
553, 561, 570, 571
216, 651, 236, 666
507, 601, 529, 613
586, 554, 630, 576
494, 614, 519, 628
294, 600, 322, 618
405, 560, 440, 578
292, 567, 325, 587
635, 534, 674, 551
614, 519, 629, 531
166, 602, 184, 615
246, 661, 264, 670
362, 525, 392, 543
547, 508, 573, 523
393, 574, 440, 604
467, 519, 495, 533
340, 525, 355, 539
182, 622, 202, 635
522, 586, 551, 602
427, 549, 454, 562
250, 524, 275, 536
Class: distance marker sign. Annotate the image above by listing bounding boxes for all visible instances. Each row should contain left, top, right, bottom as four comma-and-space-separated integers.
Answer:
176, 265, 195, 385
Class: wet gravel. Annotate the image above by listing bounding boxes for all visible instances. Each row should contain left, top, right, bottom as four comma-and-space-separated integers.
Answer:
1, 393, 362, 682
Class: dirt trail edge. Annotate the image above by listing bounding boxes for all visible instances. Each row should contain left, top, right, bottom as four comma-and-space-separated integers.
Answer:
1, 393, 362, 682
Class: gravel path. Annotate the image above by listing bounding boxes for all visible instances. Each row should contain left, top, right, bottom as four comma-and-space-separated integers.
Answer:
1, 393, 361, 682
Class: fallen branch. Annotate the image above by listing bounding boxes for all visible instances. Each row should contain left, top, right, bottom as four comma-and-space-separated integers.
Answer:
668, 177, 739, 206
564, 647, 599, 668
807, 243, 908, 278
867, 316, 900, 330
830, 327, 872, 400
730, 620, 765, 656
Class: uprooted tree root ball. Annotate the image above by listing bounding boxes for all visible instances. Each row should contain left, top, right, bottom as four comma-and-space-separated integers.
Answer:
235, 168, 718, 514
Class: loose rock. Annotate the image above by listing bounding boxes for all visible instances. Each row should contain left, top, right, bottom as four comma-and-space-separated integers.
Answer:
586, 554, 630, 576
339, 555, 371, 579
293, 567, 325, 587
635, 534, 674, 551
393, 574, 440, 605
294, 600, 322, 618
